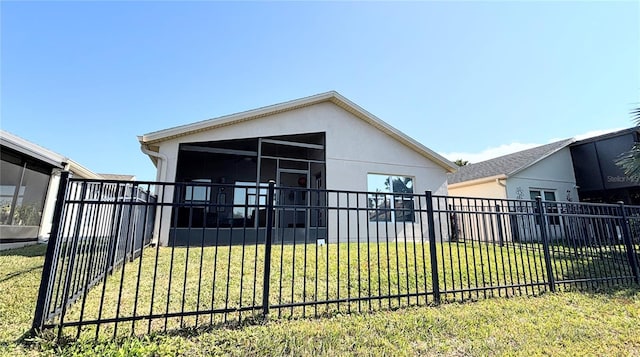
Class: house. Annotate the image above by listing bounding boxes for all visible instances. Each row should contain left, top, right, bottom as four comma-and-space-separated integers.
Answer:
448, 138, 578, 203
570, 127, 640, 205
138, 91, 457, 246
447, 139, 579, 242
0, 130, 131, 250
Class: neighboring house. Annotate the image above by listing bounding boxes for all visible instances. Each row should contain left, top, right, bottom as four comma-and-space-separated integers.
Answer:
0, 130, 129, 250
98, 173, 136, 181
447, 139, 578, 242
570, 127, 640, 205
138, 91, 457, 246
448, 138, 578, 203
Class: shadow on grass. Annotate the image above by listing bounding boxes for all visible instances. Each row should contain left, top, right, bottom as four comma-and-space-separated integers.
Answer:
22, 314, 273, 349
560, 283, 640, 298
0, 244, 47, 258
18, 283, 639, 351
550, 245, 640, 293
0, 265, 43, 283
25, 304, 421, 350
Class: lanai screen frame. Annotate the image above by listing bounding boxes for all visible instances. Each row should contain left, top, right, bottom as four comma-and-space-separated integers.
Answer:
171, 132, 326, 245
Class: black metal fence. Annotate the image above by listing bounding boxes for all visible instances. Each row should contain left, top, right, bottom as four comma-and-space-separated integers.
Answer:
32, 176, 640, 340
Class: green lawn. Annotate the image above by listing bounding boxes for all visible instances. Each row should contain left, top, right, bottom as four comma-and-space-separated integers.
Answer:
47, 242, 553, 339
1, 243, 639, 356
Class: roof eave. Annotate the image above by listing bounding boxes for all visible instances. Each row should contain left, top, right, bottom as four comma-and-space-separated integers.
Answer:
448, 174, 508, 189
139, 91, 338, 145
138, 91, 457, 172
67, 159, 102, 179
0, 130, 66, 168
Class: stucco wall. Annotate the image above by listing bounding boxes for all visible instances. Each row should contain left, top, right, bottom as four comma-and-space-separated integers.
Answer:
448, 179, 507, 199
150, 102, 450, 245
155, 102, 447, 193
506, 147, 579, 202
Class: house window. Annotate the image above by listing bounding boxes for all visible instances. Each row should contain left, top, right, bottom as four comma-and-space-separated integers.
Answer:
185, 179, 211, 202
367, 174, 414, 222
529, 189, 560, 225
233, 182, 268, 222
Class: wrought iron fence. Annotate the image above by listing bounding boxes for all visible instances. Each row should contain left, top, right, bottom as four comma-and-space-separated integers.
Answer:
32, 175, 640, 340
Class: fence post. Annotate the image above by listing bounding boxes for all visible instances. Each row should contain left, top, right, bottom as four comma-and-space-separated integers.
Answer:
618, 202, 640, 284
31, 171, 70, 334
262, 181, 276, 315
495, 204, 504, 247
425, 191, 440, 304
536, 197, 556, 292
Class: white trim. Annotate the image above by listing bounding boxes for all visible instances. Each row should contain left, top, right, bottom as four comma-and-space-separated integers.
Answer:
0, 130, 66, 168
261, 138, 324, 150
138, 91, 458, 173
447, 174, 507, 189
66, 159, 102, 179
1, 130, 104, 179
181, 145, 258, 157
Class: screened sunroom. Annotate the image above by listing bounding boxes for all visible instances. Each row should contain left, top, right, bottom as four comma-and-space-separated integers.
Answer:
170, 132, 326, 245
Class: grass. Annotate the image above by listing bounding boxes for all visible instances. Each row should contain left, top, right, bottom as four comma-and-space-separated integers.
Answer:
48, 241, 553, 339
1, 243, 639, 356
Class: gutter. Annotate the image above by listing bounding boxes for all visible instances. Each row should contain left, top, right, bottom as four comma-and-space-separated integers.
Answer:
448, 174, 507, 189
140, 144, 168, 246
140, 144, 167, 183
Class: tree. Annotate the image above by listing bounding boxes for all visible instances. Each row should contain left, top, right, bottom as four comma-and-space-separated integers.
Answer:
616, 107, 640, 182
454, 159, 469, 167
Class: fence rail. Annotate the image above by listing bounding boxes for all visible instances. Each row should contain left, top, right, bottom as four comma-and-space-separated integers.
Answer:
32, 176, 640, 340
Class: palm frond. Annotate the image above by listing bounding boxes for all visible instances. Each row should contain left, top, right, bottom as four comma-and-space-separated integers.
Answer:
615, 106, 640, 181
632, 107, 640, 126
617, 143, 640, 182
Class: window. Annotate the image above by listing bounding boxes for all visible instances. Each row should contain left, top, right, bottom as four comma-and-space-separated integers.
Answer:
233, 182, 268, 222
185, 179, 211, 202
367, 174, 414, 222
0, 149, 51, 227
529, 189, 560, 225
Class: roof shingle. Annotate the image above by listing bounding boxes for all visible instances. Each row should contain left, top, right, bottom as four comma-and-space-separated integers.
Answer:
448, 138, 574, 184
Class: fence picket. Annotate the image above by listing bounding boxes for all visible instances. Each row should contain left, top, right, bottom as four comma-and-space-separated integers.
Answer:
32, 174, 640, 340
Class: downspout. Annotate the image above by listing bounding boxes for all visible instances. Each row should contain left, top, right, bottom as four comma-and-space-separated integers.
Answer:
140, 144, 168, 246
140, 144, 167, 184
496, 177, 507, 198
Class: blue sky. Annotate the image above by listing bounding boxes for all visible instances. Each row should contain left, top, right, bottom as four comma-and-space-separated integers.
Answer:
2, 1, 638, 181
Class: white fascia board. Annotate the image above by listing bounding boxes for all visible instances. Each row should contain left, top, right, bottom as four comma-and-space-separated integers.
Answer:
138, 91, 337, 144
448, 174, 508, 189
0, 130, 66, 168
137, 91, 458, 172
66, 159, 102, 179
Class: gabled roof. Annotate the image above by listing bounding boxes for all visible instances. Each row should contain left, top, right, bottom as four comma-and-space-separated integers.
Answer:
138, 91, 458, 172
448, 138, 575, 185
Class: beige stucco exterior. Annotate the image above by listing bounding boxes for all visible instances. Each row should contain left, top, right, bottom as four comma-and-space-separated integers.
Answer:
448, 176, 508, 199
447, 147, 579, 243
